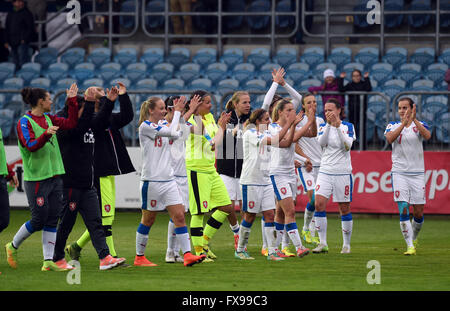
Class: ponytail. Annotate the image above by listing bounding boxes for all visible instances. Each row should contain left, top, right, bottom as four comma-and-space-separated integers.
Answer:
21, 87, 48, 108
225, 91, 249, 111
138, 97, 161, 127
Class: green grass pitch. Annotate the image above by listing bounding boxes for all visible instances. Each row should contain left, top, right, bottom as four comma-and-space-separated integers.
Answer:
1, 209, 449, 291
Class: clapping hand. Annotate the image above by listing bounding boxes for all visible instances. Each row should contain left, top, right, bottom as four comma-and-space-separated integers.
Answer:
66, 83, 78, 99
106, 86, 120, 102
173, 96, 186, 112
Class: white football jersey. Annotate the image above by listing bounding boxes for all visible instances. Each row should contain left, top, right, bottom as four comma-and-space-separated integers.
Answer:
318, 122, 355, 174
296, 115, 324, 166
384, 121, 429, 173
268, 122, 296, 176
159, 119, 192, 177
139, 120, 182, 181
240, 128, 272, 185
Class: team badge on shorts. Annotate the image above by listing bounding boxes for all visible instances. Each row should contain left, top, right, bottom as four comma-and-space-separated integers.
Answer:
249, 201, 255, 209
280, 187, 287, 195
69, 202, 77, 211
104, 204, 111, 212
36, 197, 44, 207
151, 200, 157, 208
395, 191, 400, 198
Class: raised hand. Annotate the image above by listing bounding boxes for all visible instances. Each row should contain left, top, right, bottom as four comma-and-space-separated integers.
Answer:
364, 72, 369, 78
340, 72, 346, 78
66, 83, 78, 98
272, 67, 286, 85
218, 111, 232, 130
117, 81, 127, 95
173, 96, 186, 112
106, 86, 119, 102
189, 94, 202, 112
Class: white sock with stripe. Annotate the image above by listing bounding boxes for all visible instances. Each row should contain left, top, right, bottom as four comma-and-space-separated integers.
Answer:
261, 217, 267, 249
314, 211, 328, 246
264, 222, 277, 254
42, 227, 57, 261
286, 223, 303, 250
12, 221, 34, 249
175, 226, 191, 254
167, 219, 176, 253
136, 223, 150, 256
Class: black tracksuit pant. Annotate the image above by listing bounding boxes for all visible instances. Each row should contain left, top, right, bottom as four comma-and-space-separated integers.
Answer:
54, 187, 109, 261
0, 177, 10, 233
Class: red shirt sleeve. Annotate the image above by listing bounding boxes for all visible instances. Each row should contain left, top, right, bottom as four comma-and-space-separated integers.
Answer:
48, 96, 78, 130
17, 115, 52, 152
6, 163, 15, 181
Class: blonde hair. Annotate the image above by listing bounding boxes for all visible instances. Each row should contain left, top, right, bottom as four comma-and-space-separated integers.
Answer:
225, 91, 249, 111
138, 97, 161, 126
84, 86, 103, 96
271, 98, 292, 122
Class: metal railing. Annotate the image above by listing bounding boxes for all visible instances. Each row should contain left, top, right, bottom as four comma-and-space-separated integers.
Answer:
302, 0, 450, 57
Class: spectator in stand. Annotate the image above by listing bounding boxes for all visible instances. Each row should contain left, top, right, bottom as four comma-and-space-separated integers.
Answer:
170, 0, 194, 43
308, 69, 345, 120
27, 0, 47, 48
5, 0, 36, 69
0, 25, 9, 63
338, 70, 372, 150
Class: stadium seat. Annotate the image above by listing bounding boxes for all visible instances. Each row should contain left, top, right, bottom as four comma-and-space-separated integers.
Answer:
192, 48, 217, 70
176, 63, 200, 83
384, 0, 405, 28
232, 63, 255, 86
87, 47, 112, 69
217, 79, 239, 95
55, 78, 77, 93
370, 63, 394, 85
223, 0, 245, 30
151, 63, 174, 84
109, 78, 132, 89
205, 62, 228, 86
136, 79, 158, 97
435, 112, 450, 143
16, 62, 41, 85
189, 78, 213, 92
276, 0, 294, 28
247, 47, 271, 70
120, 0, 137, 29
220, 48, 244, 70
82, 78, 104, 90
0, 94, 4, 109
313, 62, 337, 80
2, 77, 24, 91
60, 47, 86, 69
382, 47, 407, 70
299, 79, 321, 91
396, 63, 422, 87
383, 79, 406, 100
245, 79, 267, 102
410, 47, 435, 69
367, 95, 388, 116
44, 62, 69, 85
166, 47, 190, 69
125, 62, 147, 85
98, 62, 122, 83
30, 77, 51, 89
0, 62, 15, 84
259, 63, 280, 84
437, 49, 450, 67
286, 62, 310, 83
140, 47, 164, 68
272, 47, 297, 68
145, 0, 165, 29
163, 78, 185, 91
246, 0, 271, 30
114, 48, 138, 68
408, 0, 432, 28
0, 109, 15, 139
411, 79, 434, 91
72, 62, 95, 82
34, 47, 58, 70
354, 47, 379, 70
423, 95, 448, 118
327, 47, 352, 71
342, 62, 365, 74
300, 47, 325, 68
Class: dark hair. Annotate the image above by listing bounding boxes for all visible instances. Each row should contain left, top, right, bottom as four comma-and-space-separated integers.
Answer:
165, 95, 180, 110
325, 98, 341, 109
398, 97, 414, 108
352, 69, 362, 76
301, 92, 315, 111
244, 108, 267, 131
190, 90, 209, 100
269, 94, 283, 111
21, 87, 48, 108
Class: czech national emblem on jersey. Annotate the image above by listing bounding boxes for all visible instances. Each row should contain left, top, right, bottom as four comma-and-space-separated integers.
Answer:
69, 202, 77, 211
249, 201, 255, 209
36, 197, 44, 207
203, 201, 208, 208
395, 191, 400, 198
104, 204, 111, 212
413, 126, 418, 133
307, 180, 312, 187
316, 185, 320, 191
280, 187, 287, 195
151, 200, 157, 207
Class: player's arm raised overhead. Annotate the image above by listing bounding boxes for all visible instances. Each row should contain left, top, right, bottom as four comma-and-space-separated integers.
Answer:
262, 67, 285, 110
